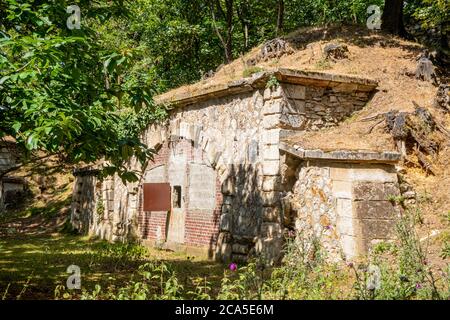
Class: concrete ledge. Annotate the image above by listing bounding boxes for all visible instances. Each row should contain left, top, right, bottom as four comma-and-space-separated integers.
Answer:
279, 141, 401, 164
155, 68, 378, 107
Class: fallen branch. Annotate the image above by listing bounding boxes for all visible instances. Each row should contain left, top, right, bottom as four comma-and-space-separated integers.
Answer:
360, 112, 392, 122
416, 151, 436, 175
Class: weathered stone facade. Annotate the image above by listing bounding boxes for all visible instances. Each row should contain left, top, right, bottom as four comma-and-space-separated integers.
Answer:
71, 69, 401, 263
71, 169, 140, 242
283, 158, 400, 261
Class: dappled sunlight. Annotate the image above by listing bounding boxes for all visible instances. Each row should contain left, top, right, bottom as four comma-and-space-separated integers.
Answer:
0, 233, 225, 300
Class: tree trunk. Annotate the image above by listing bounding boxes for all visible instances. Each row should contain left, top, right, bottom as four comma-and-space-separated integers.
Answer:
276, 0, 284, 36
381, 0, 406, 36
237, 0, 250, 49
210, 0, 234, 63
225, 0, 233, 63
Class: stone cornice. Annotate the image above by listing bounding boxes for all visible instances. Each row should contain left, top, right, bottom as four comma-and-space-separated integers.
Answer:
154, 68, 378, 107
279, 141, 401, 164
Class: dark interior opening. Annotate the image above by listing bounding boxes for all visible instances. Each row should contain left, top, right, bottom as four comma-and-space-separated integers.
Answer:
172, 185, 182, 208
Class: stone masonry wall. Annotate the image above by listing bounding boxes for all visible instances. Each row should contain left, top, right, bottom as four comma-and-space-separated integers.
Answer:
158, 90, 267, 261
72, 167, 141, 242
287, 160, 400, 261
265, 83, 371, 133
70, 77, 376, 263
0, 146, 15, 173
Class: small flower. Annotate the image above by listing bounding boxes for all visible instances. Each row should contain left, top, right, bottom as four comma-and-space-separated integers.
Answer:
416, 283, 422, 290
229, 263, 237, 272
325, 225, 332, 230
347, 262, 354, 268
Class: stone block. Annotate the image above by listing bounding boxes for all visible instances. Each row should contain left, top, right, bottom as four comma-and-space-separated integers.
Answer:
336, 215, 356, 236
221, 204, 232, 214
192, 125, 202, 145
179, 122, 189, 139
263, 114, 281, 129
354, 201, 398, 220
263, 100, 282, 115
283, 84, 306, 100
232, 243, 249, 255
262, 175, 282, 191
360, 219, 396, 240
262, 206, 281, 223
263, 160, 280, 175
280, 114, 306, 130
231, 253, 248, 263
264, 86, 283, 100
351, 166, 398, 183
220, 213, 232, 232
336, 198, 353, 218
330, 166, 351, 181
247, 140, 259, 164
353, 182, 384, 201
330, 165, 398, 183
285, 99, 306, 114
340, 234, 357, 259
261, 223, 282, 239
332, 180, 352, 199
170, 119, 180, 137
304, 149, 326, 159
262, 191, 281, 207
200, 135, 209, 150
262, 129, 280, 145
263, 145, 280, 161
223, 196, 233, 206
222, 178, 236, 195
215, 232, 232, 261
188, 163, 217, 210
0, 158, 11, 166
332, 82, 357, 93
263, 88, 271, 100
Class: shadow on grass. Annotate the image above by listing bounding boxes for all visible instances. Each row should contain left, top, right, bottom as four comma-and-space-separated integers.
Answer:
0, 234, 225, 300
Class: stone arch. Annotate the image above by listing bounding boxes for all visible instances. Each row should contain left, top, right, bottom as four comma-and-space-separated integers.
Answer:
171, 120, 230, 181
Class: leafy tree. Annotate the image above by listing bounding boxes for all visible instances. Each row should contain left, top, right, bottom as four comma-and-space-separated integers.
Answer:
0, 0, 159, 182
410, 0, 449, 54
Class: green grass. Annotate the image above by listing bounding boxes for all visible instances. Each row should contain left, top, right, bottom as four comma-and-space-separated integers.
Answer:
242, 66, 264, 77
0, 234, 224, 300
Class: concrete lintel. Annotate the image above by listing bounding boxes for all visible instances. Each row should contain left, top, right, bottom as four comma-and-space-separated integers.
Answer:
279, 142, 401, 164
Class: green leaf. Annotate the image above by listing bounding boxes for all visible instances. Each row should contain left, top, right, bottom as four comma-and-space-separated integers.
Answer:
12, 122, 21, 132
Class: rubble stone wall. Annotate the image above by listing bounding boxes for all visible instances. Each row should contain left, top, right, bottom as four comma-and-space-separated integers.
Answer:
288, 160, 400, 261
70, 78, 379, 262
